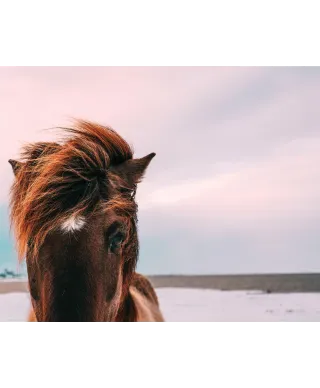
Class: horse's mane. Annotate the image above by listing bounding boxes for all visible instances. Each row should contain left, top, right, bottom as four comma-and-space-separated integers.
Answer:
10, 119, 134, 261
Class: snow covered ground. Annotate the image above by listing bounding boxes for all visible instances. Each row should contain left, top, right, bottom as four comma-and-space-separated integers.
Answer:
1, 288, 320, 321
157, 288, 320, 321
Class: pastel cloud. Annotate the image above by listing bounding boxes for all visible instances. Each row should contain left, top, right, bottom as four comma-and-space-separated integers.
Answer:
139, 136, 320, 225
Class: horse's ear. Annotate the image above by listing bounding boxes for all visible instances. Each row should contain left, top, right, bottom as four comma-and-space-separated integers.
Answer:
8, 159, 23, 176
109, 153, 156, 189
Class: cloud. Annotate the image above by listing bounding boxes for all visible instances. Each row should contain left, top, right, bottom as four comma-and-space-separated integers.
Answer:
139, 136, 320, 225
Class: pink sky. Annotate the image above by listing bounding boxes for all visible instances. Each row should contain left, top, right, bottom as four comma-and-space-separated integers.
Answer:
1, 67, 320, 274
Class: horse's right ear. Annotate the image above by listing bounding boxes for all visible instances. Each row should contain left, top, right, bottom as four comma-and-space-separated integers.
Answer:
109, 153, 156, 189
8, 159, 23, 176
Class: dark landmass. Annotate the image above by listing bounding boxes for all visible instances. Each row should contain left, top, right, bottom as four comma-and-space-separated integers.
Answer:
0, 269, 23, 279
148, 273, 320, 293
1, 273, 320, 294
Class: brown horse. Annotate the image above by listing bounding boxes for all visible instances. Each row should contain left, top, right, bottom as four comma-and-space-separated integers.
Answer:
9, 120, 164, 322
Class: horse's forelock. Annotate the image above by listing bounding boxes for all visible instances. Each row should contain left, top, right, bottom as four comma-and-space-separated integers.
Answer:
10, 119, 135, 261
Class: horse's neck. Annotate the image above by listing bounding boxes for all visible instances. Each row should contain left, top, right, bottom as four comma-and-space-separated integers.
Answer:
129, 287, 161, 321
116, 287, 160, 322
116, 289, 138, 322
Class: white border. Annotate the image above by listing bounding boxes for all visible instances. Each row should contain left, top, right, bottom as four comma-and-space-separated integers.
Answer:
1, 1, 320, 65
0, 323, 319, 387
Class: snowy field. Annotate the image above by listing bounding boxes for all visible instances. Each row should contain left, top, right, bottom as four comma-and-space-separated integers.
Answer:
1, 288, 320, 321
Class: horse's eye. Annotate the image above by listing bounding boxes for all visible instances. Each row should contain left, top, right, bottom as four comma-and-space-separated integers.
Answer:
109, 232, 124, 253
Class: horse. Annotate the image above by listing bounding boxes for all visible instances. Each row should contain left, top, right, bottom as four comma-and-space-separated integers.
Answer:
9, 119, 164, 322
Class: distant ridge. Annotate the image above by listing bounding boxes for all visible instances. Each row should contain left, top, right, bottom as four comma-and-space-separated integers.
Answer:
1, 273, 320, 294
148, 273, 320, 293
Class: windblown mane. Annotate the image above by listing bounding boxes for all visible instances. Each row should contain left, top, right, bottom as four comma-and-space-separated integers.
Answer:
10, 120, 135, 262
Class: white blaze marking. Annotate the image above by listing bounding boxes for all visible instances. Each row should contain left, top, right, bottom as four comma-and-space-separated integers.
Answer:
61, 216, 86, 233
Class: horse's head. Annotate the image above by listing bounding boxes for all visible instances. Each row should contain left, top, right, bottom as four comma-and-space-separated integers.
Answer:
9, 121, 155, 321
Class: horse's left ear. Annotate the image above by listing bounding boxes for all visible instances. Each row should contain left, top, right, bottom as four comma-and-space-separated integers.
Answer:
8, 159, 23, 176
109, 153, 156, 188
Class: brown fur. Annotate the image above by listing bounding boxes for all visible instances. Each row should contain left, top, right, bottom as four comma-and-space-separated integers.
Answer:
132, 273, 160, 306
9, 119, 164, 322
